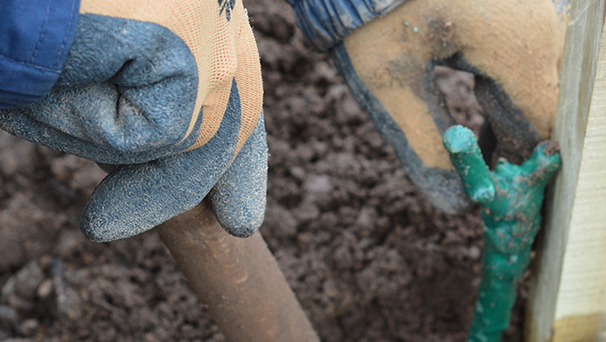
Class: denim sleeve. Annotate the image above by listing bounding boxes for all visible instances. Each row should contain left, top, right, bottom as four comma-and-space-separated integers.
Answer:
0, 0, 80, 108
287, 0, 406, 50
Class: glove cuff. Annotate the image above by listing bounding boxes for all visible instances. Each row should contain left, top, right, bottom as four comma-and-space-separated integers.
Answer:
287, 0, 407, 50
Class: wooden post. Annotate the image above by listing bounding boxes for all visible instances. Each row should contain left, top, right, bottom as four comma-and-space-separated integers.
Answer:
526, 1, 606, 341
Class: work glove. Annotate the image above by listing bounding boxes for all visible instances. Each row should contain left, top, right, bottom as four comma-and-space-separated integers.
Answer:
0, 0, 267, 241
288, 0, 569, 213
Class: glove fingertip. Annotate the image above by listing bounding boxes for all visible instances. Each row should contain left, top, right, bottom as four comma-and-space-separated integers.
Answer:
209, 145, 268, 238
79, 199, 145, 243
210, 112, 268, 238
210, 194, 266, 238
79, 213, 120, 243
78, 172, 167, 243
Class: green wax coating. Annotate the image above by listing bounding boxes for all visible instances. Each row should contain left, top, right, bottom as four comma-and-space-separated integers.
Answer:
442, 125, 561, 342
442, 126, 495, 204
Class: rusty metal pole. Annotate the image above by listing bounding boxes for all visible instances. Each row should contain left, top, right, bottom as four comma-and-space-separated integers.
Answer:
156, 200, 320, 342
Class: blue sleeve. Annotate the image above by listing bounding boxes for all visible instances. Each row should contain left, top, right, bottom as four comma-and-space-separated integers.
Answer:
0, 0, 81, 108
286, 0, 406, 50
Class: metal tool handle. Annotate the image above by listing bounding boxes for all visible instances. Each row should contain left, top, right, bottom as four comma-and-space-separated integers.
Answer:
157, 200, 320, 342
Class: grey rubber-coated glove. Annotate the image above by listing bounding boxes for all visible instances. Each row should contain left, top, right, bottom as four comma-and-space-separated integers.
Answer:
0, 0, 268, 241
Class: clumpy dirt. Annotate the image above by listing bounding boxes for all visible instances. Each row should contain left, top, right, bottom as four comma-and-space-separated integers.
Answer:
0, 1, 528, 341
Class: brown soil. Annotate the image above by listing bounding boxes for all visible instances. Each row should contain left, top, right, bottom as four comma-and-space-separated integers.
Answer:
0, 1, 528, 341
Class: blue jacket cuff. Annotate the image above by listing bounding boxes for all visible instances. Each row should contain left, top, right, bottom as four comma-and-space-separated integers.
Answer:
0, 0, 81, 108
287, 0, 407, 50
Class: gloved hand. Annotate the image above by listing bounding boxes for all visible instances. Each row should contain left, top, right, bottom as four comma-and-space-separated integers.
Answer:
288, 0, 568, 213
0, 0, 267, 241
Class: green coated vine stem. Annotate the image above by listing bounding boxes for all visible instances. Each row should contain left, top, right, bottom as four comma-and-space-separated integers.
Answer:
442, 126, 561, 342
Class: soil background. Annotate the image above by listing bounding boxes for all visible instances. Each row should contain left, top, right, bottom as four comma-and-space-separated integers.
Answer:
0, 1, 529, 341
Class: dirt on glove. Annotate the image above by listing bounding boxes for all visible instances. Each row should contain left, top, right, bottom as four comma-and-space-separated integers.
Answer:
0, 0, 529, 341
